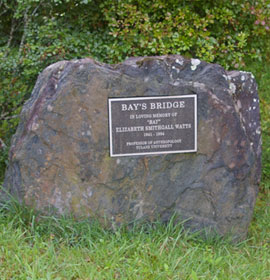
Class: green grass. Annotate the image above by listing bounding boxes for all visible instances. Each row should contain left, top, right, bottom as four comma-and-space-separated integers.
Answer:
0, 189, 270, 280
0, 60, 270, 280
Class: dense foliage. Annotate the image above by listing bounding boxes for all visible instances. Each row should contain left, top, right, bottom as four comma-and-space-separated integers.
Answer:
1, 0, 270, 182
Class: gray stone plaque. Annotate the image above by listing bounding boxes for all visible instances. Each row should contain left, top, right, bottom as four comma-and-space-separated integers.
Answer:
109, 95, 197, 156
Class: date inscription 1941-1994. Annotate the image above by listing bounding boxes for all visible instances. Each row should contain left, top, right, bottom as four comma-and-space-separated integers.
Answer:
108, 95, 197, 157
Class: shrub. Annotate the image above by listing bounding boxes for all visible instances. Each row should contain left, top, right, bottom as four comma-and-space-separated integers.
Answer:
101, 0, 270, 66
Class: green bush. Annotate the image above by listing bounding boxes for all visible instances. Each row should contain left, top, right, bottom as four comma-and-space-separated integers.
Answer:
1, 0, 270, 182
102, 0, 270, 65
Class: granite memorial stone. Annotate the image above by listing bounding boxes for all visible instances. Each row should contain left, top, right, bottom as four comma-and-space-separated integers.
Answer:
2, 55, 261, 240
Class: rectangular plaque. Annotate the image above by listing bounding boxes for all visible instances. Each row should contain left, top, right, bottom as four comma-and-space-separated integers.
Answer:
108, 95, 197, 157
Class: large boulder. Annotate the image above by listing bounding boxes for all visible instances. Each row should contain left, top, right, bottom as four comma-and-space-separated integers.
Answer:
3, 55, 261, 240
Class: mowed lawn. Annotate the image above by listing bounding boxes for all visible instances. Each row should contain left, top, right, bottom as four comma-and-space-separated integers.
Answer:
0, 61, 270, 280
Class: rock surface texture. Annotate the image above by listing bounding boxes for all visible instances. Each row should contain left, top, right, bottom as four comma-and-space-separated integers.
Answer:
3, 56, 261, 240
